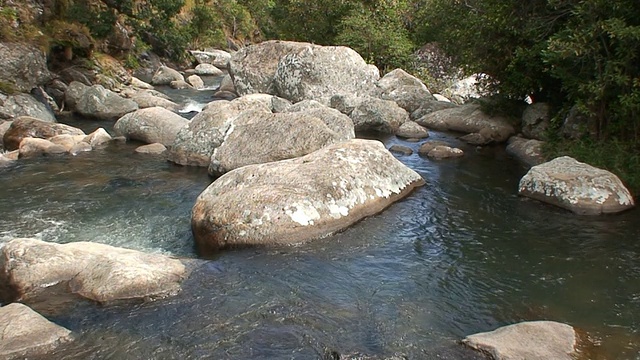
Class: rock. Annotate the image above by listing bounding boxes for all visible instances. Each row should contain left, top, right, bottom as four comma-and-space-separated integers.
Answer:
229, 40, 312, 95
187, 74, 205, 90
506, 136, 545, 167
213, 90, 238, 100
0, 43, 52, 92
135, 143, 167, 154
231, 93, 292, 113
128, 90, 180, 111
518, 156, 635, 214
63, 81, 89, 111
59, 67, 94, 86
286, 101, 354, 140
0, 94, 56, 122
195, 63, 224, 77
190, 49, 232, 68
130, 77, 154, 90
410, 100, 457, 120
418, 141, 464, 159
114, 107, 189, 146
74, 85, 139, 120
192, 139, 425, 251
69, 142, 92, 155
416, 104, 514, 143
3, 117, 84, 151
350, 97, 409, 134
93, 53, 131, 87
0, 303, 73, 359
522, 103, 550, 140
49, 134, 78, 151
44, 79, 68, 109
0, 238, 188, 304
170, 80, 193, 90
377, 68, 429, 94
433, 94, 451, 102
168, 100, 270, 167
396, 121, 429, 139
151, 66, 184, 86
0, 120, 12, 149
441, 73, 488, 104
3, 150, 18, 160
273, 44, 380, 104
105, 20, 134, 55
389, 144, 413, 155
463, 321, 577, 360
330, 94, 362, 116
18, 138, 67, 158
561, 105, 597, 140
381, 85, 436, 114
209, 109, 348, 175
218, 74, 236, 93
0, 153, 16, 168
83, 128, 112, 147
460, 132, 490, 146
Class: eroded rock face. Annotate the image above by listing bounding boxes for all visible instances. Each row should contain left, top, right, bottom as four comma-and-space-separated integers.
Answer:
463, 321, 577, 360
376, 69, 434, 113
209, 109, 347, 175
192, 139, 425, 252
506, 136, 545, 168
350, 97, 408, 134
3, 116, 84, 151
230, 40, 311, 95
0, 238, 188, 304
151, 66, 184, 85
114, 107, 189, 146
416, 104, 514, 143
168, 99, 271, 167
0, 43, 52, 92
518, 156, 635, 214
0, 94, 56, 122
286, 100, 354, 139
74, 85, 139, 120
273, 44, 380, 104
0, 303, 73, 360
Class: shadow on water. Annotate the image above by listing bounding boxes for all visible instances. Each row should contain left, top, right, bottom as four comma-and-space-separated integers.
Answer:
2, 131, 640, 359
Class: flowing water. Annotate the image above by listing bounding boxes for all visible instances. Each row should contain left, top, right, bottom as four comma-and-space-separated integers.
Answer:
1, 89, 640, 359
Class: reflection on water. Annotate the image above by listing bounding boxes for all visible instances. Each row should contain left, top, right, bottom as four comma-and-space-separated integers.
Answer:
1, 132, 640, 359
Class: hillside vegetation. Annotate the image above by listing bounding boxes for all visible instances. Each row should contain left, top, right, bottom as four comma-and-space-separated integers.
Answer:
1, 0, 639, 192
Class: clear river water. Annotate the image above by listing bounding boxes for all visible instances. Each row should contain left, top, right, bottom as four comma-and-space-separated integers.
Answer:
1, 86, 639, 359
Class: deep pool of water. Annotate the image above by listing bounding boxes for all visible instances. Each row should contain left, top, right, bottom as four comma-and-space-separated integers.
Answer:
1, 117, 639, 359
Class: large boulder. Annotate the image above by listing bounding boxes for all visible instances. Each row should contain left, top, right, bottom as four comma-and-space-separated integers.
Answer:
190, 49, 232, 68
127, 90, 180, 112
416, 104, 515, 143
350, 97, 409, 134
151, 66, 184, 85
0, 303, 73, 360
0, 238, 188, 304
518, 156, 635, 214
0, 120, 12, 149
522, 102, 550, 140
396, 121, 429, 139
195, 63, 224, 77
0, 43, 52, 92
228, 93, 292, 113
376, 69, 435, 113
410, 100, 457, 120
506, 136, 545, 167
114, 107, 189, 146
286, 100, 355, 139
209, 109, 347, 175
561, 105, 597, 140
0, 93, 56, 122
3, 116, 84, 151
229, 40, 311, 95
463, 321, 577, 360
74, 85, 139, 120
168, 99, 270, 167
192, 139, 425, 252
18, 137, 67, 158
273, 44, 380, 104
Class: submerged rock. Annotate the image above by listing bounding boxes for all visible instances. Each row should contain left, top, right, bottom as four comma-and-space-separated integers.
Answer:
114, 107, 189, 146
0, 303, 73, 360
0, 238, 188, 304
463, 321, 577, 360
418, 141, 464, 160
135, 143, 167, 154
506, 136, 545, 167
518, 156, 635, 214
151, 65, 184, 85
3, 116, 84, 151
192, 139, 424, 252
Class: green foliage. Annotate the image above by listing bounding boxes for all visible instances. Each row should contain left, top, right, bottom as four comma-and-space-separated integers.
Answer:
66, 2, 117, 39
0, 7, 18, 41
0, 80, 18, 95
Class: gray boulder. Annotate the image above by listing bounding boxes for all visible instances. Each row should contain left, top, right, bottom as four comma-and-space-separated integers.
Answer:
0, 120, 12, 149
170, 80, 193, 89
396, 121, 429, 139
506, 136, 545, 167
128, 90, 180, 112
3, 116, 84, 151
330, 94, 363, 116
63, 81, 88, 111
410, 100, 457, 120
273, 44, 380, 104
377, 68, 429, 94
187, 74, 205, 90
418, 141, 464, 160
83, 128, 112, 147
130, 76, 154, 89
518, 156, 635, 214
416, 104, 514, 143
114, 107, 189, 146
231, 93, 292, 113
195, 63, 224, 76
376, 69, 434, 113
286, 101, 355, 140
168, 99, 270, 167
190, 49, 231, 68
561, 105, 597, 140
522, 102, 550, 140
0, 303, 73, 360
0, 238, 188, 304
389, 144, 413, 156
229, 40, 311, 95
0, 43, 52, 92
0, 94, 56, 122
463, 321, 577, 360
151, 66, 184, 85
192, 139, 425, 251
209, 109, 347, 175
74, 85, 139, 120
350, 97, 409, 134
219, 74, 236, 93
